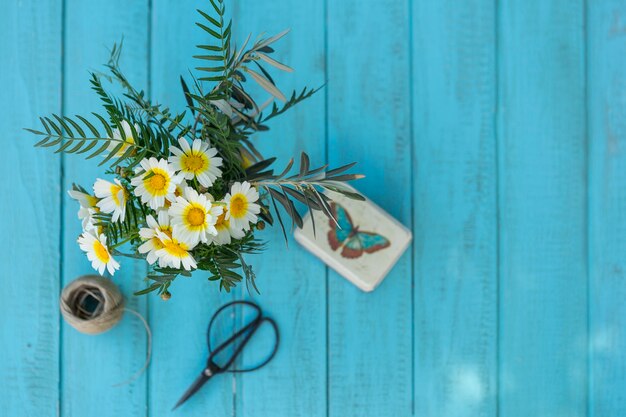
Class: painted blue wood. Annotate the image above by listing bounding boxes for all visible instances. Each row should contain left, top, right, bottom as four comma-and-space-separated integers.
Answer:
326, 0, 413, 416
7, 1, 626, 416
149, 2, 235, 416
498, 1, 587, 416
230, 1, 328, 416
61, 1, 149, 416
412, 1, 498, 416
588, 2, 626, 416
0, 1, 61, 416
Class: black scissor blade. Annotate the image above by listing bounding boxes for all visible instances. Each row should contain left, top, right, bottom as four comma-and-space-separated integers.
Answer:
172, 371, 210, 410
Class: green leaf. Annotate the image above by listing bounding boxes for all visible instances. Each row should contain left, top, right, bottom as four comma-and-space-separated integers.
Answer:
244, 68, 286, 102
257, 53, 293, 72
196, 22, 221, 39
196, 44, 222, 52
197, 8, 222, 28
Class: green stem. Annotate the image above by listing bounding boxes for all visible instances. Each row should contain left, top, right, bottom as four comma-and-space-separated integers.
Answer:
110, 233, 139, 249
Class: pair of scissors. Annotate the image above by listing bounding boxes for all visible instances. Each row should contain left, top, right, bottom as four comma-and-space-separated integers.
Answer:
173, 300, 279, 410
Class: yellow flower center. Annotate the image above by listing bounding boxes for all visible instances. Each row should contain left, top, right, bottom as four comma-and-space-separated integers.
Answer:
116, 137, 135, 156
163, 239, 189, 258
186, 207, 206, 227
93, 240, 110, 263
110, 184, 123, 206
151, 227, 172, 250
165, 185, 183, 208
159, 225, 173, 238
150, 174, 166, 190
215, 211, 229, 230
143, 169, 170, 196
151, 237, 165, 250
182, 153, 208, 173
86, 195, 99, 208
229, 194, 248, 218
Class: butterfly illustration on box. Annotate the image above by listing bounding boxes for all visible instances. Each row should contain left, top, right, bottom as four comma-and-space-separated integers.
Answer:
327, 202, 391, 259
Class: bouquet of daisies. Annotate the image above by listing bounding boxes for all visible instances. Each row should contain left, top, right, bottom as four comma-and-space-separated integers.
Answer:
27, 0, 362, 298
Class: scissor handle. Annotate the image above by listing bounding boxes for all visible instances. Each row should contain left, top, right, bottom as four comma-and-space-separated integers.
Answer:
207, 300, 262, 349
206, 300, 279, 373
230, 317, 279, 373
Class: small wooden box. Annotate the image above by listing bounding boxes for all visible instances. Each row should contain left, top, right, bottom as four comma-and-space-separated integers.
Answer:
294, 189, 412, 292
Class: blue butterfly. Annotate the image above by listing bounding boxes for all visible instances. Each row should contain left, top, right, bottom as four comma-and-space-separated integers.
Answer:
327, 202, 390, 259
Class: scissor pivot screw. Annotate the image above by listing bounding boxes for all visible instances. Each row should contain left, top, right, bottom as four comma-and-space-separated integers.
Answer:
204, 369, 213, 377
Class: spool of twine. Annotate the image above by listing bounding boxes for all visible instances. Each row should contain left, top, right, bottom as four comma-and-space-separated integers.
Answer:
60, 275, 152, 386
60, 275, 125, 334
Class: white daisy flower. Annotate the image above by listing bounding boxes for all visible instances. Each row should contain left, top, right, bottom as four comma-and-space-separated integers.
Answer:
154, 230, 197, 271
169, 138, 223, 187
212, 206, 246, 245
78, 230, 120, 276
138, 210, 173, 266
68, 187, 99, 229
93, 178, 127, 222
130, 157, 182, 210
164, 181, 187, 209
224, 181, 260, 231
169, 187, 222, 247
109, 120, 139, 157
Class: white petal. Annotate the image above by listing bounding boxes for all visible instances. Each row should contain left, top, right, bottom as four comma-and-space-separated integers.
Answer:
178, 137, 191, 153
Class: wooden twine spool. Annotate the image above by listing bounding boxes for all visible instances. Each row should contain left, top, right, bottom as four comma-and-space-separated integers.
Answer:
60, 275, 125, 335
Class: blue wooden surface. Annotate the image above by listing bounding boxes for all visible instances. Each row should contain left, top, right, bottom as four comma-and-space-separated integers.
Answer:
2, 1, 626, 416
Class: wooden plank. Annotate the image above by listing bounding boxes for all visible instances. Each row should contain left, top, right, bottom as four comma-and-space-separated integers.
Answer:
326, 0, 413, 415
588, 2, 626, 415
498, 1, 587, 415
0, 1, 62, 415
148, 2, 234, 415
412, 1, 498, 416
230, 1, 327, 416
61, 1, 149, 416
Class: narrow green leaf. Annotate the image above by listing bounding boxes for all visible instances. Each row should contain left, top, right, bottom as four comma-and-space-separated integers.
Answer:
256, 28, 290, 49
269, 193, 288, 245
34, 136, 51, 147
41, 137, 63, 148
193, 54, 224, 61
300, 152, 310, 176
64, 117, 86, 137
86, 141, 111, 160
75, 115, 100, 137
196, 66, 226, 72
54, 138, 76, 154
257, 52, 294, 72
196, 22, 221, 39
92, 113, 113, 137
52, 114, 74, 138
197, 9, 221, 27
76, 138, 99, 155
44, 117, 63, 136
66, 139, 86, 154
196, 44, 222, 52
244, 68, 286, 102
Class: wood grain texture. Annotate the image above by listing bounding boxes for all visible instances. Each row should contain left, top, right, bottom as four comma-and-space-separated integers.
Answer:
148, 2, 234, 416
0, 1, 61, 416
498, 1, 587, 416
230, 0, 328, 416
61, 1, 149, 416
7, 1, 626, 416
588, 2, 626, 415
412, 1, 498, 416
326, 0, 413, 415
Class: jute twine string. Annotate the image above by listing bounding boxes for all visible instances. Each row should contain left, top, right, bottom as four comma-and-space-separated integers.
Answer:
60, 275, 152, 386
